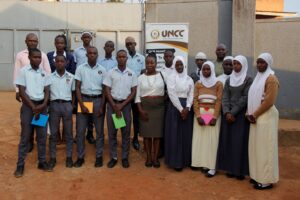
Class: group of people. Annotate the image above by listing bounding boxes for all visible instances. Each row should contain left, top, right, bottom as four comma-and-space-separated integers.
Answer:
13, 32, 280, 191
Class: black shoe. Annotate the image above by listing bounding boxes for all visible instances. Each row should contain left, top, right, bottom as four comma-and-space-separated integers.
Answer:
27, 143, 34, 153
122, 158, 130, 168
236, 175, 245, 180
250, 179, 257, 185
145, 161, 152, 168
200, 167, 209, 174
14, 165, 24, 178
205, 170, 216, 178
226, 173, 235, 178
153, 160, 160, 168
107, 158, 118, 168
38, 162, 52, 172
132, 138, 140, 151
174, 168, 183, 172
66, 157, 73, 168
94, 157, 103, 168
190, 166, 199, 171
254, 183, 273, 190
86, 132, 96, 144
48, 158, 56, 170
74, 158, 85, 168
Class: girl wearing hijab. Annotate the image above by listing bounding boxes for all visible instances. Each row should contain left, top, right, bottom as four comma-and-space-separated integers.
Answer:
191, 61, 223, 177
135, 53, 165, 168
247, 53, 279, 190
164, 56, 194, 171
216, 55, 253, 180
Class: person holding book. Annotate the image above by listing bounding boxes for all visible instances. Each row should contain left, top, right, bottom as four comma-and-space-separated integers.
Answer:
191, 61, 223, 177
73, 46, 106, 168
14, 48, 52, 178
48, 55, 76, 170
216, 55, 252, 180
164, 56, 194, 171
103, 49, 137, 169
135, 53, 165, 168
247, 53, 279, 190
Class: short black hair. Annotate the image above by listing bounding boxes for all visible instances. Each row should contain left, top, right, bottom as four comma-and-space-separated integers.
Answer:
28, 48, 41, 56
117, 49, 127, 56
55, 54, 67, 61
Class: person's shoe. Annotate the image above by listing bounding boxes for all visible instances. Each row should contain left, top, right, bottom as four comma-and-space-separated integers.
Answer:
226, 173, 235, 178
73, 158, 85, 168
250, 179, 257, 185
38, 162, 52, 172
145, 161, 152, 168
200, 167, 209, 174
94, 157, 103, 168
153, 160, 160, 168
132, 138, 140, 151
174, 168, 183, 172
107, 158, 118, 168
86, 131, 96, 144
66, 157, 73, 168
205, 169, 216, 178
14, 165, 24, 178
48, 158, 56, 170
27, 143, 34, 153
122, 158, 130, 168
190, 166, 199, 171
236, 175, 245, 180
254, 183, 273, 190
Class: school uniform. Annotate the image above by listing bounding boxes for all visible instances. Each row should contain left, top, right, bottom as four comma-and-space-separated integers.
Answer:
98, 56, 118, 72
103, 67, 138, 160
48, 71, 75, 159
74, 62, 106, 160
126, 53, 145, 141
47, 51, 76, 74
14, 65, 50, 167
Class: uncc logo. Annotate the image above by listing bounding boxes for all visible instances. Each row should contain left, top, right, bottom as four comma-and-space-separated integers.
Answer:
151, 30, 160, 39
162, 30, 184, 37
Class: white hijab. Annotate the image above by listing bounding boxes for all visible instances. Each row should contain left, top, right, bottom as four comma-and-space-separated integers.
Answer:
200, 61, 217, 88
247, 53, 275, 115
167, 56, 190, 91
230, 55, 248, 87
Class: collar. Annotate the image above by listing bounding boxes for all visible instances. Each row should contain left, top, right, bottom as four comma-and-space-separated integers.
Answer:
114, 67, 130, 74
53, 70, 68, 78
28, 65, 42, 73
53, 51, 67, 57
85, 62, 100, 69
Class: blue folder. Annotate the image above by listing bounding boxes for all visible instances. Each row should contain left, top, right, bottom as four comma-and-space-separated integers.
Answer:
31, 114, 49, 127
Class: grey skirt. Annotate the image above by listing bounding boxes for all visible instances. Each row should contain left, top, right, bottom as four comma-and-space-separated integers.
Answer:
139, 96, 165, 138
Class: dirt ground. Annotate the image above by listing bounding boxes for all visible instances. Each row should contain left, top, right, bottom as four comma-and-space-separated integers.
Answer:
0, 92, 299, 200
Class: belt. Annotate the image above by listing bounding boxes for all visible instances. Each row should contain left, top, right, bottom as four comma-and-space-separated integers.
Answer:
51, 99, 72, 103
113, 99, 125, 104
82, 94, 102, 98
31, 100, 44, 104
142, 95, 164, 99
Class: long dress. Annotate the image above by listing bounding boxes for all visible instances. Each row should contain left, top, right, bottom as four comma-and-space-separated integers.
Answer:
165, 98, 194, 168
216, 76, 253, 176
248, 75, 280, 184
191, 81, 223, 169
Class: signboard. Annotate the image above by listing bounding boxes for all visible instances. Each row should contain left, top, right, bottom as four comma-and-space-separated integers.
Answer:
145, 23, 189, 69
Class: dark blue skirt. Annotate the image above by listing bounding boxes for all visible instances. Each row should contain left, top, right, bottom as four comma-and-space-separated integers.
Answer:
164, 98, 194, 168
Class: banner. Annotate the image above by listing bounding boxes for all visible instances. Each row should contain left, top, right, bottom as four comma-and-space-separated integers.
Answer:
145, 23, 189, 69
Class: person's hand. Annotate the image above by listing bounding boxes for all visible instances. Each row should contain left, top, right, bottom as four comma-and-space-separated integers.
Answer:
246, 114, 256, 124
197, 117, 205, 126
96, 108, 104, 117
34, 114, 40, 121
226, 113, 235, 123
209, 118, 217, 126
112, 103, 122, 118
80, 104, 89, 114
180, 108, 189, 120
139, 109, 149, 121
33, 104, 44, 115
15, 92, 22, 102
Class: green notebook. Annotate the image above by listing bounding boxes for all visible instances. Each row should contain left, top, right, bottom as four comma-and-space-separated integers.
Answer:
112, 113, 126, 129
